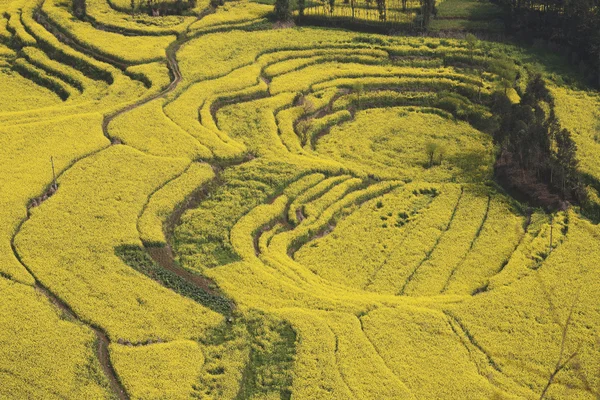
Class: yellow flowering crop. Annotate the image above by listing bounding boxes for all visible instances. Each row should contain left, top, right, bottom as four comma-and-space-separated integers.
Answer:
139, 162, 215, 246
111, 340, 206, 400
109, 98, 212, 160
3, 6, 600, 398
14, 146, 222, 342
0, 279, 112, 399
41, 0, 176, 64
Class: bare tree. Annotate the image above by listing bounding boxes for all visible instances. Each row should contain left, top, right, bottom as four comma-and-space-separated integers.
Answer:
538, 279, 582, 400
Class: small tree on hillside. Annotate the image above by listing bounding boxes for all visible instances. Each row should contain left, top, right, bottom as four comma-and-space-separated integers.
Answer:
425, 141, 440, 167
490, 56, 517, 94
554, 128, 579, 196
437, 144, 447, 165
376, 0, 386, 21
353, 82, 364, 110
466, 33, 478, 62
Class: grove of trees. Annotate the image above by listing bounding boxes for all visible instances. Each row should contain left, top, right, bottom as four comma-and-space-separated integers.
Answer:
492, 75, 584, 210
494, 0, 600, 87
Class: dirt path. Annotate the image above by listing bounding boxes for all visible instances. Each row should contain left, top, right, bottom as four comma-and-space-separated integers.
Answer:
34, 284, 128, 399
101, 29, 186, 141
143, 163, 245, 309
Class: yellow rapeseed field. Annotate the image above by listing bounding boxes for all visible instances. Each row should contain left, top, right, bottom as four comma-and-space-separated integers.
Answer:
1, 0, 599, 398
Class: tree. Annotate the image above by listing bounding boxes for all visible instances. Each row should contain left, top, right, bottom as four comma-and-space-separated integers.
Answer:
302, 98, 315, 115
495, 0, 600, 88
353, 82, 364, 110
274, 0, 292, 21
425, 141, 440, 167
298, 0, 306, 16
493, 75, 583, 209
522, 74, 552, 104
376, 0, 386, 21
421, 0, 435, 29
490, 57, 517, 94
296, 120, 310, 146
466, 33, 477, 63
554, 128, 578, 196
436, 144, 447, 165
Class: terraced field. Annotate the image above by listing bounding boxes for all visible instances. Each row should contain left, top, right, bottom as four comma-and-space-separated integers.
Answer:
1, 0, 600, 398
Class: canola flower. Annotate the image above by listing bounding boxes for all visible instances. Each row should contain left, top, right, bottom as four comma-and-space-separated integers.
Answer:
1, 2, 599, 398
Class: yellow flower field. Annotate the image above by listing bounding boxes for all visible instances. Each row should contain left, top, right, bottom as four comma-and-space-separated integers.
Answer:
1, 0, 599, 398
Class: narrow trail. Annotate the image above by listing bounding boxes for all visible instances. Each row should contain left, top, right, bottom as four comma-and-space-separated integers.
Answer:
332, 331, 357, 398
444, 310, 536, 395
36, 283, 128, 400
443, 310, 502, 373
101, 28, 187, 141
140, 158, 256, 312
357, 313, 408, 386
362, 194, 437, 291
253, 218, 284, 257
470, 210, 534, 296
8, 246, 129, 400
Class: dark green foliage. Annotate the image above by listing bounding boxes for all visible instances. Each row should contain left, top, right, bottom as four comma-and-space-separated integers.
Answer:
193, 311, 295, 399
115, 245, 233, 315
496, 0, 600, 87
489, 56, 517, 94
298, 0, 306, 15
466, 33, 477, 62
122, 0, 197, 16
434, 91, 495, 132
420, 0, 435, 29
351, 35, 387, 45
274, 0, 293, 21
72, 0, 86, 20
493, 74, 584, 209
235, 311, 296, 400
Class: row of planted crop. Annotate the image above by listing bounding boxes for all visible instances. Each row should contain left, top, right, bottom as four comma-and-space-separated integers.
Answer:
1, 0, 175, 106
